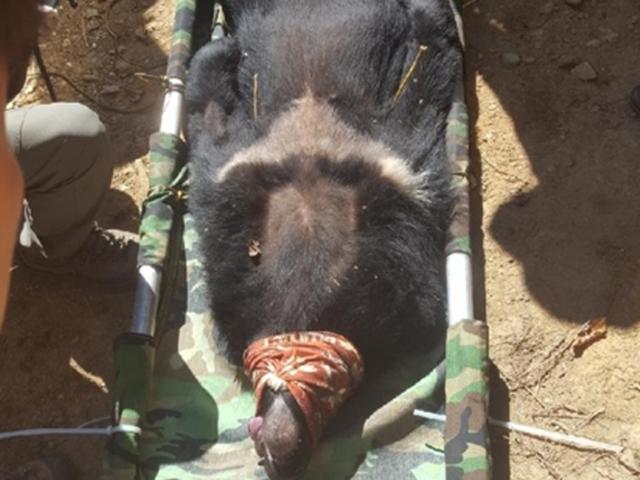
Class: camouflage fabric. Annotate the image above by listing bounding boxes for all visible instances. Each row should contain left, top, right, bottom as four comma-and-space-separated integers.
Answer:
126, 213, 449, 480
444, 321, 491, 480
166, 0, 196, 82
445, 94, 471, 256
104, 334, 156, 480
103, 0, 491, 478
137, 133, 187, 268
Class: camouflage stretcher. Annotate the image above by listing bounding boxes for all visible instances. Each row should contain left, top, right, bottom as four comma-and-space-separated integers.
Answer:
102, 1, 490, 479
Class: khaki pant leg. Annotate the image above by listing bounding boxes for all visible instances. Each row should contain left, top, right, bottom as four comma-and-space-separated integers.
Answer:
5, 103, 113, 259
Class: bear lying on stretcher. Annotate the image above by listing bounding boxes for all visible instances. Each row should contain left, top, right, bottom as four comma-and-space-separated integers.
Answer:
186, 0, 461, 478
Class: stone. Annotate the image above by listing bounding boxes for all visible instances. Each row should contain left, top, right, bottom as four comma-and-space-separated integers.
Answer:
600, 28, 619, 43
586, 39, 601, 48
557, 55, 579, 68
134, 27, 147, 41
85, 7, 99, 18
571, 61, 597, 81
501, 52, 521, 67
101, 85, 120, 95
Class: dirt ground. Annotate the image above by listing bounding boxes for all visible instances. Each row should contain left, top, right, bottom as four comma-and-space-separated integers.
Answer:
0, 0, 639, 479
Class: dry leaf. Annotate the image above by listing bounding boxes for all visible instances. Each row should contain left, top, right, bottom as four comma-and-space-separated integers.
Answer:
248, 240, 261, 258
572, 317, 608, 356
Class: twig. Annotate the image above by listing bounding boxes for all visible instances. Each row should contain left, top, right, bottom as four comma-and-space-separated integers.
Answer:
393, 44, 429, 104
483, 157, 529, 186
81, 14, 90, 48
619, 450, 640, 475
115, 53, 166, 71
463, 0, 480, 8
549, 420, 571, 434
133, 72, 168, 86
535, 451, 563, 480
252, 73, 260, 120
574, 408, 605, 430
533, 338, 573, 394
524, 385, 547, 409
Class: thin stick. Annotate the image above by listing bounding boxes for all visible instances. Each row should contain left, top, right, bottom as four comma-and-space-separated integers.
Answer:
81, 14, 90, 48
393, 44, 429, 104
252, 73, 260, 120
413, 410, 624, 454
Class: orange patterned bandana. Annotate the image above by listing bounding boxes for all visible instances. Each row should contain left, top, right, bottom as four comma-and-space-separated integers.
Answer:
243, 331, 365, 447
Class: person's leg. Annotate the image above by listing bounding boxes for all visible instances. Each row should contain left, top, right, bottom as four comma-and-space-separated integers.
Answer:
7, 102, 112, 258
5, 102, 137, 282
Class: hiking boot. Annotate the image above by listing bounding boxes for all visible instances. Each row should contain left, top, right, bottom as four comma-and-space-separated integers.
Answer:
0, 456, 76, 480
632, 85, 640, 116
19, 226, 138, 284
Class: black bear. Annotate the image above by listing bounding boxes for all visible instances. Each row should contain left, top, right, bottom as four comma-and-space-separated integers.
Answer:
187, 0, 461, 478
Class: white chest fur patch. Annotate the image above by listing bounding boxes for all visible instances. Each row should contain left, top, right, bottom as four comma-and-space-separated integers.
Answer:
217, 96, 424, 197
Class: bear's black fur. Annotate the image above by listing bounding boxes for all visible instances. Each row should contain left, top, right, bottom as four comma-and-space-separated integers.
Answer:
186, 0, 462, 368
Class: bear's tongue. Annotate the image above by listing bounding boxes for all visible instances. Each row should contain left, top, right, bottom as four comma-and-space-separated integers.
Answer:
248, 416, 263, 441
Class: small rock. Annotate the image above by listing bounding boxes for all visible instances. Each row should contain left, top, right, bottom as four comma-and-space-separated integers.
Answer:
134, 27, 147, 41
101, 85, 120, 95
524, 56, 536, 64
129, 92, 143, 104
472, 6, 481, 15
501, 52, 521, 67
571, 61, 597, 81
86, 18, 100, 32
557, 54, 579, 68
540, 2, 554, 15
85, 7, 99, 18
586, 39, 601, 48
565, 0, 582, 5
600, 28, 619, 43
62, 38, 71, 49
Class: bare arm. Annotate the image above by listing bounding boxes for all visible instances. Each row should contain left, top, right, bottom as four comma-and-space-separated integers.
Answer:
0, 57, 25, 328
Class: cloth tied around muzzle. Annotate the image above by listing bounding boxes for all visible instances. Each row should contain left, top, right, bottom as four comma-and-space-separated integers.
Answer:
243, 331, 365, 447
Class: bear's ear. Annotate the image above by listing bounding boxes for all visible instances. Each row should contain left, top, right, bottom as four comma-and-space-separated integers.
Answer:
404, 0, 460, 47
186, 37, 241, 141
